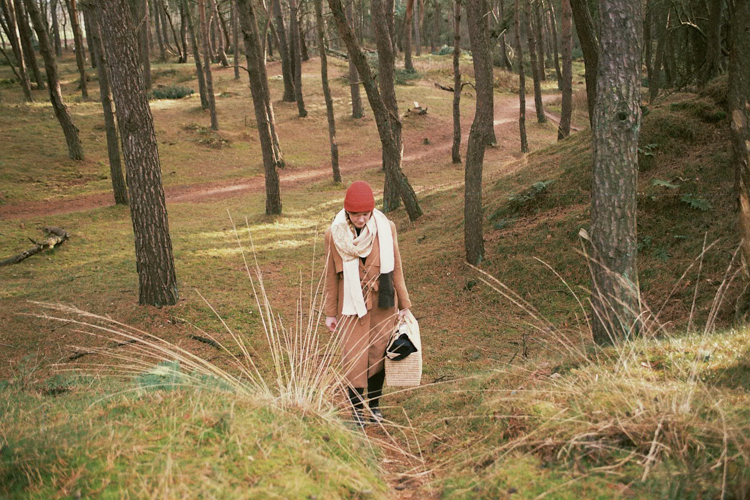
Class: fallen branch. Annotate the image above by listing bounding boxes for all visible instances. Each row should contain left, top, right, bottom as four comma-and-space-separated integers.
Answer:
434, 81, 476, 92
0, 227, 70, 266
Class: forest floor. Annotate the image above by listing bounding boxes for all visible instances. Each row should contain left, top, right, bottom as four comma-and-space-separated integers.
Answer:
1, 52, 748, 499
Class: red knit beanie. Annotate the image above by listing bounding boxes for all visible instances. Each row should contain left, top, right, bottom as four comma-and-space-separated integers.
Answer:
344, 181, 375, 212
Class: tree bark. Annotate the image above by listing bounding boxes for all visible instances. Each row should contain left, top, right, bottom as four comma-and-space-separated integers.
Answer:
298, 11, 309, 61
329, 0, 423, 221
525, 0, 545, 123
82, 7, 97, 67
139, 0, 152, 89
14, 0, 45, 89
533, 0, 545, 80
289, 0, 307, 116
345, 0, 363, 118
643, 0, 652, 85
451, 0, 461, 164
96, 0, 179, 307
464, 0, 493, 265
498, 0, 513, 71
237, 0, 284, 214
199, 0, 218, 129
414, 0, 421, 56
569, 0, 597, 126
315, 0, 340, 182
515, 0, 528, 152
729, 0, 750, 273
51, 0, 62, 56
232, 0, 239, 78
83, 3, 127, 204
183, 0, 209, 109
589, 0, 642, 345
547, 0, 561, 89
179, 0, 189, 62
153, 0, 166, 60
25, 0, 84, 160
211, 0, 229, 66
403, 0, 414, 70
700, 0, 723, 88
649, 4, 667, 103
0, 0, 33, 100
558, 0, 572, 140
273, 0, 296, 102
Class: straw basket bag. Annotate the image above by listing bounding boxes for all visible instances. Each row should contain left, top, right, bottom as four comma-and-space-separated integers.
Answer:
385, 311, 422, 387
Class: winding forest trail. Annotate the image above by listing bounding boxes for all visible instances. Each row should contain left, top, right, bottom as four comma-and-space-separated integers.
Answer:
0, 93, 564, 221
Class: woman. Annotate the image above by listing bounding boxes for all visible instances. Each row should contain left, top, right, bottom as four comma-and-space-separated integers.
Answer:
324, 181, 411, 426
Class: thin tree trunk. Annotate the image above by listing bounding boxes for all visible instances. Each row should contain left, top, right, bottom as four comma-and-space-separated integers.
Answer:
82, 7, 96, 66
404, 0, 414, 70
153, 0, 166, 60
14, 0, 44, 89
0, 0, 33, 100
329, 0, 423, 221
135, 0, 152, 89
237, 0, 284, 213
179, 1, 189, 62
498, 0, 513, 71
273, 0, 296, 102
24, 0, 83, 159
464, 0, 493, 265
729, 0, 750, 272
547, 0, 561, 89
700, 0, 723, 88
211, 0, 228, 66
158, 0, 171, 54
83, 3, 127, 204
589, 0, 642, 345
558, 0, 572, 140
96, 0, 179, 306
430, 0, 438, 53
346, 0, 363, 118
569, 0, 597, 127
298, 12, 309, 61
184, 0, 209, 108
649, 4, 667, 103
526, 0, 545, 123
198, 0, 218, 129
451, 0, 461, 164
515, 0, 528, 152
414, 0, 421, 56
315, 0, 340, 182
51, 0, 62, 56
232, 0, 239, 79
534, 0, 545, 80
289, 0, 307, 116
644, 0, 652, 85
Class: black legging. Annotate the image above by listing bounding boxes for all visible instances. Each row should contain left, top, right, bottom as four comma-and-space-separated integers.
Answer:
348, 368, 386, 410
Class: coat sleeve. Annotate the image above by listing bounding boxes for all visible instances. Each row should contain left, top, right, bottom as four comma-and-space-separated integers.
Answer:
324, 229, 340, 317
390, 222, 412, 310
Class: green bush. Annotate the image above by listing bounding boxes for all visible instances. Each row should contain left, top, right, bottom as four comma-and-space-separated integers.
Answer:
394, 68, 420, 85
150, 85, 194, 100
437, 45, 454, 56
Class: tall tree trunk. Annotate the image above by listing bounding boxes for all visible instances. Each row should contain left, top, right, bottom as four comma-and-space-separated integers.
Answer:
140, 0, 152, 89
525, 0, 545, 123
558, 0, 572, 140
701, 0, 723, 88
644, 0, 652, 85
414, 0, 421, 56
153, 0, 166, 60
569, 0, 597, 126
273, 0, 296, 102
179, 1, 189, 62
24, 0, 83, 159
533, 0, 545, 80
464, 0, 493, 265
373, 0, 401, 212
589, 0, 642, 345
14, 0, 45, 89
158, 0, 171, 55
82, 7, 96, 66
298, 12, 309, 61
451, 0, 461, 164
236, 0, 284, 214
403, 0, 414, 70
211, 0, 229, 66
232, 0, 239, 79
83, 3, 127, 204
96, 0, 179, 307
498, 0, 513, 71
345, 0, 363, 118
184, 0, 209, 108
515, 0, 528, 152
430, 0, 438, 53
289, 0, 307, 116
547, 0, 561, 88
51, 0, 62, 56
198, 0, 218, 129
0, 0, 33, 100
329, 0, 423, 221
649, 4, 667, 103
315, 0, 340, 182
729, 0, 750, 272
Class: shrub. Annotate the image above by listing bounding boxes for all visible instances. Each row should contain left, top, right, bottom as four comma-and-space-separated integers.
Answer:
150, 85, 194, 100
394, 68, 420, 85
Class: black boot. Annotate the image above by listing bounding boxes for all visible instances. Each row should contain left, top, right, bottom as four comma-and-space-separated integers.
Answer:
367, 370, 386, 423
348, 387, 366, 427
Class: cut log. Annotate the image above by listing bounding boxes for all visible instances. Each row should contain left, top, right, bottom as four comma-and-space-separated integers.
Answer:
0, 226, 70, 266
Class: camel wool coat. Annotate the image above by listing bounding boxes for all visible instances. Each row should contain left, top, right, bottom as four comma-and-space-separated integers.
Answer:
324, 221, 411, 388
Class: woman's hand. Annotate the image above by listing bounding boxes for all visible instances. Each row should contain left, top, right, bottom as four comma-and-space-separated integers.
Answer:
398, 308, 410, 320
325, 316, 338, 332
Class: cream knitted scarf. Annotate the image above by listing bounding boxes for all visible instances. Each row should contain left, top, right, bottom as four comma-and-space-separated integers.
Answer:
331, 209, 394, 317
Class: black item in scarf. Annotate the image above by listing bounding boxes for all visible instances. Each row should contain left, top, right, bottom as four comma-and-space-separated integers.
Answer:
378, 272, 395, 308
